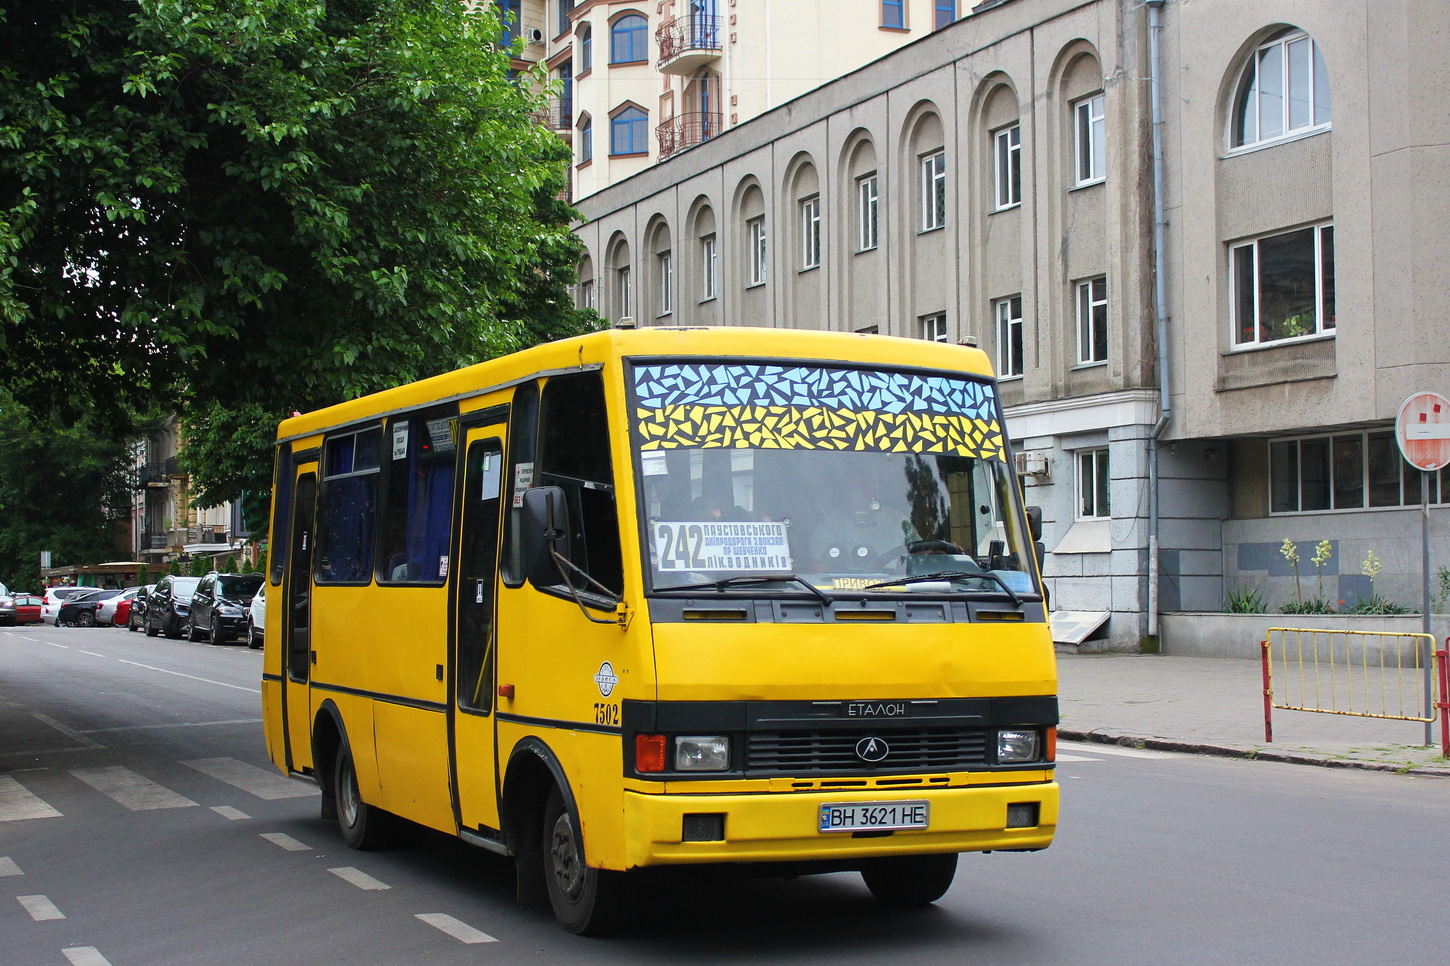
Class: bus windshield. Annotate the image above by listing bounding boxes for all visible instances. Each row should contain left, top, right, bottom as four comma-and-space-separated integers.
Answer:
630, 360, 1038, 598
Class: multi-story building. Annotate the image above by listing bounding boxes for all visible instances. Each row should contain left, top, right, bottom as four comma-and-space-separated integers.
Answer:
127, 417, 245, 567
569, 0, 1450, 649
491, 1, 969, 200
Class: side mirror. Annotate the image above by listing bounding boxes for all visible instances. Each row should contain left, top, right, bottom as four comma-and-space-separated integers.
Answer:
521, 486, 571, 587
1025, 505, 1043, 541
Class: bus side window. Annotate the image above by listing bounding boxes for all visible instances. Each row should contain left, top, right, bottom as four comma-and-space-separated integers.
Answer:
501, 381, 539, 587
269, 446, 294, 584
378, 405, 458, 584
316, 426, 382, 584
537, 371, 624, 600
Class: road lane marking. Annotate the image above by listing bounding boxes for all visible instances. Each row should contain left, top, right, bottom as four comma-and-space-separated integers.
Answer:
0, 856, 22, 875
115, 659, 259, 693
70, 767, 198, 811
415, 913, 497, 944
32, 713, 106, 750
44, 642, 71, 649
212, 805, 251, 821
183, 758, 317, 800
330, 867, 391, 891
18, 894, 65, 921
83, 718, 263, 734
76, 650, 106, 657
261, 832, 311, 852
64, 949, 114, 966
1058, 741, 1179, 759
0, 776, 63, 822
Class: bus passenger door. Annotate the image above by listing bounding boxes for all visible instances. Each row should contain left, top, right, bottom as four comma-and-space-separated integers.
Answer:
283, 470, 317, 774
450, 430, 505, 835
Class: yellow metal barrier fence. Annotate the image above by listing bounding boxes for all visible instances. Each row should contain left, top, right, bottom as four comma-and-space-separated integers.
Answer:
1260, 627, 1440, 743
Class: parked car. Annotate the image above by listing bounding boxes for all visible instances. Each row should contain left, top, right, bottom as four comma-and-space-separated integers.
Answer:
247, 582, 266, 649
96, 587, 139, 627
41, 586, 98, 625
144, 575, 202, 639
128, 584, 156, 632
0, 593, 43, 626
57, 589, 121, 627
187, 572, 265, 645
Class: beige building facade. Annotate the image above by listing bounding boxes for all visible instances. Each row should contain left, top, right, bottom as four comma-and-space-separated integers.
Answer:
571, 0, 1450, 648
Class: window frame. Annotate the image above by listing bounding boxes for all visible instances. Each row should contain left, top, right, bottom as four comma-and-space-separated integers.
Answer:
1231, 30, 1331, 151
920, 150, 946, 232
700, 233, 718, 301
993, 123, 1022, 210
577, 114, 593, 164
315, 424, 383, 586
881, 0, 905, 29
377, 406, 459, 586
1269, 430, 1446, 515
995, 294, 1024, 379
800, 196, 821, 270
657, 249, 673, 317
746, 216, 767, 287
934, 1, 956, 30
609, 105, 648, 157
921, 313, 948, 343
856, 174, 880, 252
610, 13, 648, 64
1076, 448, 1111, 521
579, 24, 592, 73
1073, 93, 1106, 187
617, 265, 632, 319
1230, 222, 1335, 349
1075, 276, 1108, 366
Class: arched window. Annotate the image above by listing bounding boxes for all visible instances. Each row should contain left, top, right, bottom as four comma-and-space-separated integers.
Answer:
611, 13, 648, 63
610, 106, 648, 156
1232, 29, 1330, 148
578, 114, 593, 164
578, 24, 592, 72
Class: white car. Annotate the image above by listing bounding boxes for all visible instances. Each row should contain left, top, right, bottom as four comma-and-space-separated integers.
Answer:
96, 587, 140, 626
246, 583, 266, 649
41, 586, 96, 625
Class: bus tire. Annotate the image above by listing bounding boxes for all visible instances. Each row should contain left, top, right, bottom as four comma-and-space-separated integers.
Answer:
334, 739, 394, 851
860, 853, 958, 907
542, 786, 630, 935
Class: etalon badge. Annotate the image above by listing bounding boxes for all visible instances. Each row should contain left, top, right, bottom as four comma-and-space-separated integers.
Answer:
855, 736, 889, 762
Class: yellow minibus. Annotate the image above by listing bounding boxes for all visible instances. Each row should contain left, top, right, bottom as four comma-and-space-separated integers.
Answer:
261, 326, 1058, 933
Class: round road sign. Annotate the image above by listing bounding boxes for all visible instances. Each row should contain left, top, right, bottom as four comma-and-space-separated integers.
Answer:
1396, 391, 1450, 472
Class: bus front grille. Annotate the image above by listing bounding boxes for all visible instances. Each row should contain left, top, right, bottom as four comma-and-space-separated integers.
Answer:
746, 727, 989, 774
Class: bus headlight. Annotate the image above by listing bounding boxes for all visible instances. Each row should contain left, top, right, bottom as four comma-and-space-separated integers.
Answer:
675, 736, 730, 771
997, 729, 1040, 763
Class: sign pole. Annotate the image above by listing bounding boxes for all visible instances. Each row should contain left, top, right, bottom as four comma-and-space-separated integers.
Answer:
1395, 391, 1449, 747
1423, 470, 1433, 747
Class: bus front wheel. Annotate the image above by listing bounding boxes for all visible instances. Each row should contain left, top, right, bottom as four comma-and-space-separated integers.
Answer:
860, 853, 959, 907
542, 786, 630, 935
334, 741, 393, 850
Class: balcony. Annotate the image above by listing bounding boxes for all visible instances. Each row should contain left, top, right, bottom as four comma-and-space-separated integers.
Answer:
655, 15, 722, 75
532, 98, 573, 133
656, 112, 724, 160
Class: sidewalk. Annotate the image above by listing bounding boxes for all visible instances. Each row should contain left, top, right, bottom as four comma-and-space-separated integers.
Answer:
1056, 653, 1450, 778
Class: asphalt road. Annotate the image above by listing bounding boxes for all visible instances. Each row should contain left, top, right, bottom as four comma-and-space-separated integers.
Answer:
3, 622, 1448, 965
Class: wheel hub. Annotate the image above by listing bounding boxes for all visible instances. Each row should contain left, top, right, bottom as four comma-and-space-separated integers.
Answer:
548, 813, 584, 899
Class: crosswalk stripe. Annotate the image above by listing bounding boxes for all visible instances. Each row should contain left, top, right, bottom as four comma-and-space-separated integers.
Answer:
211, 805, 251, 821
415, 913, 497, 944
183, 758, 316, 800
0, 776, 63, 822
70, 766, 198, 811
0, 856, 22, 876
64, 948, 113, 966
18, 894, 65, 921
261, 832, 311, 852
330, 867, 390, 891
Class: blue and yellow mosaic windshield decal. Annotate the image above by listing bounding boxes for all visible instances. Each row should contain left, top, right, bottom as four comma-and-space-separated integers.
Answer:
632, 363, 1005, 459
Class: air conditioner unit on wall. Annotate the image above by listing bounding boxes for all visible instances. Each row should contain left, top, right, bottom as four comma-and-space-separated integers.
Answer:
528, 27, 545, 44
1014, 451, 1051, 479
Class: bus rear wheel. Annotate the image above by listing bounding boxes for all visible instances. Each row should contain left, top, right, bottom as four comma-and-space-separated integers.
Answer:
542, 786, 630, 935
860, 853, 959, 907
334, 741, 394, 850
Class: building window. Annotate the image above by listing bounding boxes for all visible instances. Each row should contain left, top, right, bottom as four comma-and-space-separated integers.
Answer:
921, 313, 948, 343
995, 295, 1023, 378
800, 196, 821, 269
1232, 31, 1331, 149
881, 0, 904, 29
1231, 223, 1335, 347
1075, 276, 1107, 365
747, 217, 766, 287
658, 250, 673, 316
934, 1, 956, 30
993, 124, 1021, 210
579, 278, 594, 310
701, 234, 718, 300
498, 0, 522, 47
578, 115, 592, 163
1073, 93, 1105, 186
618, 266, 632, 319
558, 0, 574, 38
611, 13, 648, 63
579, 24, 592, 72
920, 151, 946, 231
610, 105, 648, 155
1270, 431, 1446, 514
857, 174, 879, 252
1077, 448, 1110, 520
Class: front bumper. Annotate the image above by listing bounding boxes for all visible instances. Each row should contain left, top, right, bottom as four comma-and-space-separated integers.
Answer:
621, 780, 1057, 868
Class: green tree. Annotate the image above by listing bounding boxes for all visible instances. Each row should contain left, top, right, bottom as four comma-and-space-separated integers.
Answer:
0, 393, 131, 591
137, 563, 150, 587
1, 0, 595, 511
189, 554, 208, 577
222, 554, 237, 574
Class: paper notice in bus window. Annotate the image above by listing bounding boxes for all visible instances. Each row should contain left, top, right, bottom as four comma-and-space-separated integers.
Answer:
392, 423, 409, 460
640, 452, 669, 477
438, 556, 449, 578
652, 521, 792, 572
512, 462, 535, 508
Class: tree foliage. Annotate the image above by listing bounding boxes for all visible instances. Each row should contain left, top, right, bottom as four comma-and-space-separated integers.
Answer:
1, 0, 596, 513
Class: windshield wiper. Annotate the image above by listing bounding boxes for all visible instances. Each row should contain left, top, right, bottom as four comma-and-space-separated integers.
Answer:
860, 571, 1024, 607
674, 573, 832, 605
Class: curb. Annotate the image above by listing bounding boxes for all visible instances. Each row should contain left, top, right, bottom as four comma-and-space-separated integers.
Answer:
1059, 729, 1450, 779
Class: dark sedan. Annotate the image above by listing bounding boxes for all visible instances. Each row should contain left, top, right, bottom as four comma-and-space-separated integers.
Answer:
57, 589, 121, 627
0, 594, 43, 625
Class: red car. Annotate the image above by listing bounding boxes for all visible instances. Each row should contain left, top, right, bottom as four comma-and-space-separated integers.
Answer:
0, 594, 43, 626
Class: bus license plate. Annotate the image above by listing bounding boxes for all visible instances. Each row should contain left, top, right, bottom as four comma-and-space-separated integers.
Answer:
818, 800, 929, 833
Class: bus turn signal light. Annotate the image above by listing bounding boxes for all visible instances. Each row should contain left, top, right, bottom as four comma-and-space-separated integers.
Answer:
636, 734, 667, 772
